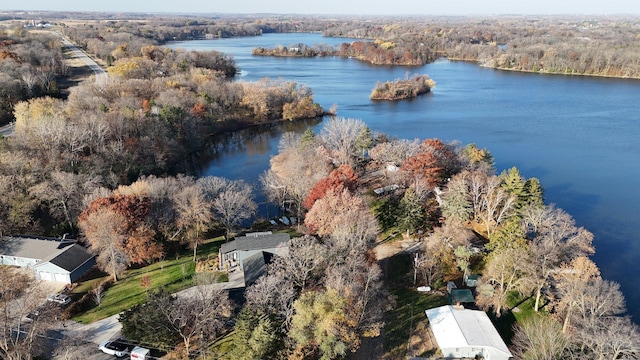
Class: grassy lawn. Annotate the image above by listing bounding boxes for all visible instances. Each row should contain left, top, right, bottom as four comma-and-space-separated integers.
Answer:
383, 251, 448, 359
72, 236, 226, 324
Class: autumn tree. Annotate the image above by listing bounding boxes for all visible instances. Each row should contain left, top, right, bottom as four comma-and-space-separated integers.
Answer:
289, 288, 356, 359
401, 145, 442, 188
552, 256, 601, 333
263, 132, 330, 220
303, 164, 358, 210
78, 209, 129, 282
476, 245, 530, 316
79, 194, 162, 280
304, 188, 378, 254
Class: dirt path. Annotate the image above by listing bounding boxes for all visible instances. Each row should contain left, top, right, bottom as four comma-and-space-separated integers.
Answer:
352, 240, 419, 360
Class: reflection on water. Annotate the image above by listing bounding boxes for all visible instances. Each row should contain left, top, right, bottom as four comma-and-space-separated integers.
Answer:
175, 34, 640, 323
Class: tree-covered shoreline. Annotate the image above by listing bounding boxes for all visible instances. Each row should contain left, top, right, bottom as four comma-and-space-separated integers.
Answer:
1, 13, 639, 359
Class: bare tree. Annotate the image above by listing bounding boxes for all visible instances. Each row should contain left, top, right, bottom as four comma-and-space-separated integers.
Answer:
512, 315, 568, 360
165, 279, 234, 356
245, 274, 297, 330
174, 184, 212, 261
0, 267, 49, 360
29, 170, 101, 230
579, 316, 640, 360
269, 235, 327, 290
476, 246, 531, 316
480, 175, 516, 237
211, 181, 257, 240
320, 117, 367, 166
525, 205, 595, 312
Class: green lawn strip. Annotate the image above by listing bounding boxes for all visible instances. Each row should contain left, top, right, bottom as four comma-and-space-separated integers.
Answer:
382, 252, 448, 359
72, 237, 226, 323
490, 292, 539, 345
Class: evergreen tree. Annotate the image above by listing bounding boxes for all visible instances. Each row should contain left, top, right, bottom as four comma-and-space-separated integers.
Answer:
355, 125, 373, 156
231, 308, 282, 360
119, 290, 180, 350
524, 177, 544, 208
500, 166, 527, 210
300, 127, 316, 146
397, 187, 425, 237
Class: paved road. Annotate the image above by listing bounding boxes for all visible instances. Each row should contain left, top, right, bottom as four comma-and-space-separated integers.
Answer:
57, 33, 108, 86
0, 33, 108, 138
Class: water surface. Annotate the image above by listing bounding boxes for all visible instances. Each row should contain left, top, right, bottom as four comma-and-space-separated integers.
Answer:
171, 33, 640, 321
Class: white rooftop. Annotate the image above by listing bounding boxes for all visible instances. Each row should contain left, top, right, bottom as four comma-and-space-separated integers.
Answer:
425, 305, 512, 358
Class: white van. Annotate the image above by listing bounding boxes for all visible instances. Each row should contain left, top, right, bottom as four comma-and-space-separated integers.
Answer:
130, 346, 150, 360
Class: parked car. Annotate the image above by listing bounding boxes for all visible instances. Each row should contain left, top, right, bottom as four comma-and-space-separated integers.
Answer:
99, 340, 133, 357
46, 294, 71, 305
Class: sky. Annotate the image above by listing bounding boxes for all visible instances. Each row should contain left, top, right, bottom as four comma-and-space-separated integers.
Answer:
3, 0, 640, 16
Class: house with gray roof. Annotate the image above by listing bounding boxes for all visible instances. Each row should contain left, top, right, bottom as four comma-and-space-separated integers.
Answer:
218, 232, 289, 287
0, 236, 95, 284
219, 232, 289, 270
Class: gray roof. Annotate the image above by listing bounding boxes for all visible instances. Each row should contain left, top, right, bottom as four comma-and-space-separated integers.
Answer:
242, 251, 274, 286
0, 236, 75, 260
40, 244, 94, 272
220, 233, 290, 254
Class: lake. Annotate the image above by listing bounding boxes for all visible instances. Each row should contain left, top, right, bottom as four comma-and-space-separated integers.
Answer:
171, 33, 640, 321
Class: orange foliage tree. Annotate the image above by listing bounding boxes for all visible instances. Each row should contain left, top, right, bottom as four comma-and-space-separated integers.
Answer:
79, 194, 164, 280
401, 138, 456, 187
303, 164, 358, 210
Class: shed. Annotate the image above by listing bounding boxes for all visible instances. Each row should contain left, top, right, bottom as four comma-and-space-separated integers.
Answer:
465, 274, 480, 287
425, 305, 512, 360
449, 288, 475, 305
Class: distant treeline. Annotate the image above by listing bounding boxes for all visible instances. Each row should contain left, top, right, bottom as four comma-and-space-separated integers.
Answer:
253, 40, 435, 66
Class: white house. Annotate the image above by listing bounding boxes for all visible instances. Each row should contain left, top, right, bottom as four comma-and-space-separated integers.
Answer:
0, 236, 95, 284
425, 305, 513, 360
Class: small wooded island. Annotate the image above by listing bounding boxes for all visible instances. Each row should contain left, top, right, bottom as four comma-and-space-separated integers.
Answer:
370, 74, 435, 100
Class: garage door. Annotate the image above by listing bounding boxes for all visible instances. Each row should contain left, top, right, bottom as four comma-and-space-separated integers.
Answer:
39, 271, 52, 281
54, 273, 68, 283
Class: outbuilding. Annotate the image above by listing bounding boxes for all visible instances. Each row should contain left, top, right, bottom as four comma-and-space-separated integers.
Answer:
425, 305, 512, 360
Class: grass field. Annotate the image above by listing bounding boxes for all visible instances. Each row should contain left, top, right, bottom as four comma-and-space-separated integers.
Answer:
72, 237, 226, 323
382, 251, 448, 359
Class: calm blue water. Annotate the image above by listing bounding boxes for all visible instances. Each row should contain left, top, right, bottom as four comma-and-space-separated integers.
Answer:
171, 33, 640, 321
